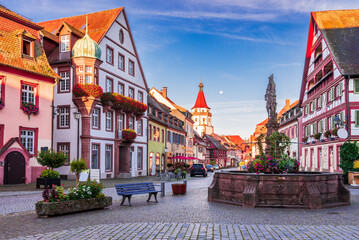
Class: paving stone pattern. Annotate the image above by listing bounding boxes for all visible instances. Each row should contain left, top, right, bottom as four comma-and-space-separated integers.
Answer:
12, 223, 359, 240
2, 171, 359, 239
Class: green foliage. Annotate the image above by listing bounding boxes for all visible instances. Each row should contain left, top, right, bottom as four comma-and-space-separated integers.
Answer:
37, 149, 67, 169
209, 160, 216, 166
167, 163, 174, 168
267, 131, 290, 158
40, 169, 60, 178
70, 159, 87, 175
332, 128, 339, 136
314, 133, 321, 140
247, 154, 300, 174
339, 141, 359, 176
68, 180, 104, 200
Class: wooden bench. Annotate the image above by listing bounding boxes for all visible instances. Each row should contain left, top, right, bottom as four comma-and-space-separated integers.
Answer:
115, 182, 162, 206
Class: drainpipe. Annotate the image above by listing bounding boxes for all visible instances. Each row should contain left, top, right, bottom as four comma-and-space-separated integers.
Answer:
345, 75, 350, 141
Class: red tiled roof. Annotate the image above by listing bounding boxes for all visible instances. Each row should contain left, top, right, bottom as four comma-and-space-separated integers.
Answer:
192, 89, 210, 109
38, 7, 123, 43
0, 8, 59, 79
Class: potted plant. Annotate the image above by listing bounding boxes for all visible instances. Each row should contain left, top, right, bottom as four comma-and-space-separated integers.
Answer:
314, 132, 321, 141
302, 137, 308, 144
324, 130, 331, 139
36, 180, 112, 217
22, 102, 39, 119
122, 129, 137, 142
332, 128, 339, 137
36, 149, 67, 188
70, 158, 87, 187
0, 98, 4, 110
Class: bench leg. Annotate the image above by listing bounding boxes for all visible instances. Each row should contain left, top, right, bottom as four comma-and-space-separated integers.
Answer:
154, 192, 158, 203
147, 193, 152, 202
127, 195, 132, 206
120, 195, 126, 205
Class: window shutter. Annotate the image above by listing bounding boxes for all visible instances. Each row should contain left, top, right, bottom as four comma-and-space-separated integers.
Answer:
356, 111, 359, 127
324, 118, 327, 131
354, 79, 359, 93
340, 112, 344, 122
319, 120, 322, 132
313, 100, 317, 110
331, 87, 335, 101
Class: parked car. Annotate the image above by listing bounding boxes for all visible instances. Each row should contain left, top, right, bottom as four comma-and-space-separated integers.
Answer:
213, 164, 220, 170
205, 164, 214, 172
190, 164, 208, 177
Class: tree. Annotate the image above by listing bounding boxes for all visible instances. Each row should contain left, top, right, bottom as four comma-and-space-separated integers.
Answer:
266, 131, 290, 159
70, 159, 87, 187
339, 141, 359, 183
37, 149, 67, 169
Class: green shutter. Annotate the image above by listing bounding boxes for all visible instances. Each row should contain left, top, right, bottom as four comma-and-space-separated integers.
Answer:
356, 111, 359, 127
354, 79, 359, 94
339, 82, 343, 96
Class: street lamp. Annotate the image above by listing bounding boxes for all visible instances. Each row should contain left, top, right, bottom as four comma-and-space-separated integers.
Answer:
73, 112, 81, 160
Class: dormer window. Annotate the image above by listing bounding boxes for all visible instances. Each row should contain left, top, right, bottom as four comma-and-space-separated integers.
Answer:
61, 35, 69, 52
22, 39, 31, 56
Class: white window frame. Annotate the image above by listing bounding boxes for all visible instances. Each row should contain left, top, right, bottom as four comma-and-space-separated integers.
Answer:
119, 114, 124, 131
106, 47, 113, 64
85, 75, 92, 84
106, 112, 112, 131
129, 60, 134, 76
21, 130, 34, 154
92, 109, 100, 129
106, 78, 113, 93
60, 35, 70, 52
129, 88, 134, 99
137, 147, 143, 169
137, 120, 142, 135
85, 66, 92, 72
92, 144, 99, 169
58, 143, 70, 165
22, 84, 35, 104
59, 107, 70, 128
138, 92, 143, 103
59, 72, 70, 92
105, 145, 112, 171
129, 117, 134, 130
118, 54, 124, 70
118, 83, 124, 95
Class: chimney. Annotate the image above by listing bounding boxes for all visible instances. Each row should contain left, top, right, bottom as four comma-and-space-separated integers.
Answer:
162, 87, 167, 98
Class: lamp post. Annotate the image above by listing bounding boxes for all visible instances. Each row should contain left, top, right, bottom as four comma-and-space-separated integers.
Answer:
73, 112, 81, 160
333, 115, 344, 128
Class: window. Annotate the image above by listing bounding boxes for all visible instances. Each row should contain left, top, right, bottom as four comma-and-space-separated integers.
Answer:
106, 78, 113, 93
157, 127, 160, 142
355, 111, 359, 127
129, 60, 134, 76
59, 72, 70, 92
86, 66, 92, 72
354, 79, 359, 94
94, 68, 99, 85
119, 29, 124, 44
129, 147, 134, 170
20, 129, 36, 154
60, 35, 69, 52
79, 75, 84, 84
92, 108, 100, 129
79, 66, 84, 72
58, 106, 70, 128
339, 82, 343, 96
21, 84, 35, 104
129, 88, 134, 99
138, 92, 143, 103
118, 53, 124, 70
162, 129, 164, 143
167, 130, 171, 142
149, 124, 152, 140
85, 75, 91, 84
118, 83, 124, 95
137, 120, 143, 136
105, 145, 112, 171
58, 143, 70, 165
153, 126, 156, 141
22, 39, 31, 56
91, 144, 99, 169
119, 114, 124, 131
106, 112, 112, 131
106, 46, 113, 65
129, 117, 134, 130
137, 147, 143, 169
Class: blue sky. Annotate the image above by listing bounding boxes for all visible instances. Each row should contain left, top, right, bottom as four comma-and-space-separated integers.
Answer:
3, 0, 359, 139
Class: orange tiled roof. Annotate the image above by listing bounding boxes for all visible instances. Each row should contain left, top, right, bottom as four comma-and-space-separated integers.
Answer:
313, 9, 359, 30
0, 8, 59, 79
38, 8, 123, 43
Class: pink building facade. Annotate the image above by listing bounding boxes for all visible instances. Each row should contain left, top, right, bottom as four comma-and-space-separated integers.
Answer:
0, 6, 58, 184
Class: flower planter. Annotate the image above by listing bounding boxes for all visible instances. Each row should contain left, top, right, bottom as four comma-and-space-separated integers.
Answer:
36, 196, 112, 217
208, 171, 350, 209
36, 178, 61, 189
172, 183, 186, 194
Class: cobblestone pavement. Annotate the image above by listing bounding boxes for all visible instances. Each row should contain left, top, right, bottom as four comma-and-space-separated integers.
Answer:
1, 170, 359, 239
13, 223, 359, 240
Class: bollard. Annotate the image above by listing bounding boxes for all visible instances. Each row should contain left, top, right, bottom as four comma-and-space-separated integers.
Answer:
183, 180, 187, 193
161, 181, 165, 196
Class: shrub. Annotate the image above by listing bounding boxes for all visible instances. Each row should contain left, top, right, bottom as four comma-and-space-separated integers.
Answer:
339, 141, 359, 183
122, 129, 137, 142
70, 159, 87, 186
73, 83, 103, 98
209, 160, 216, 166
68, 180, 104, 200
167, 163, 174, 168
37, 149, 67, 170
40, 169, 60, 178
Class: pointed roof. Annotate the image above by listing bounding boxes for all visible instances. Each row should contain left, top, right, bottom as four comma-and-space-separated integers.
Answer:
192, 81, 210, 109
38, 7, 123, 43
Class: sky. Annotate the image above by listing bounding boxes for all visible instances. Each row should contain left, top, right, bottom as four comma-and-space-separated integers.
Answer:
3, 0, 359, 139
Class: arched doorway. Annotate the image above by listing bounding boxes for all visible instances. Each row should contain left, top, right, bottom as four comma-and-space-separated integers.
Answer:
4, 151, 25, 184
155, 153, 160, 172
149, 152, 154, 175
161, 154, 165, 171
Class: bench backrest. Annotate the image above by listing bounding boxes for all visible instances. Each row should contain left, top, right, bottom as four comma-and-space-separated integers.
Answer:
115, 182, 156, 194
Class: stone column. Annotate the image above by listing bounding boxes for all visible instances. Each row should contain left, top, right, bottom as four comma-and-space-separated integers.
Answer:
73, 97, 98, 168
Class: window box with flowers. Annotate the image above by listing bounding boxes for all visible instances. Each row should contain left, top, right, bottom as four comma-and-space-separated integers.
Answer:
100, 92, 147, 117
22, 102, 39, 119
73, 83, 103, 98
122, 129, 137, 142
302, 137, 308, 145
0, 98, 4, 110
36, 180, 112, 217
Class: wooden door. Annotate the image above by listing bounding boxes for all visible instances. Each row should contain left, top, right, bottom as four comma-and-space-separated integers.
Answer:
4, 151, 25, 184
